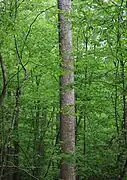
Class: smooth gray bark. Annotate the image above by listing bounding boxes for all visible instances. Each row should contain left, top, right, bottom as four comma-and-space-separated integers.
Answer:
58, 0, 75, 180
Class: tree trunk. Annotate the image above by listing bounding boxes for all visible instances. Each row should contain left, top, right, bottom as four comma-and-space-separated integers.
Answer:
12, 73, 21, 180
58, 0, 75, 180
0, 54, 7, 108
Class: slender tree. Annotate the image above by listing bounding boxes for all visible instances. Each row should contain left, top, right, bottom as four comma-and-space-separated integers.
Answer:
58, 0, 75, 179
0, 54, 7, 108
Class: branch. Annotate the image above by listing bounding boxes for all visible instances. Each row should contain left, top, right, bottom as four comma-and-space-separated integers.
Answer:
20, 5, 55, 55
0, 54, 7, 108
6, 161, 39, 180
14, 34, 27, 80
7, 61, 28, 85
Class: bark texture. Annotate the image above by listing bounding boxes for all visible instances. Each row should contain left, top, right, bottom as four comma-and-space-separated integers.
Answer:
58, 0, 75, 180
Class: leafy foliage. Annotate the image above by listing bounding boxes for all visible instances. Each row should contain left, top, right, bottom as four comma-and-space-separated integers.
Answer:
0, 0, 127, 179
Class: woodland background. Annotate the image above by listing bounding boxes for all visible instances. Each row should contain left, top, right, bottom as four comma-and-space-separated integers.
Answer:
0, 0, 127, 179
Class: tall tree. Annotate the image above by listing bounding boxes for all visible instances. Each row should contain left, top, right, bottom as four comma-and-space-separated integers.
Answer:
58, 0, 75, 179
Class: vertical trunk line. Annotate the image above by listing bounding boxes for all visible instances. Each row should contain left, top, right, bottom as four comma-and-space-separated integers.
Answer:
58, 0, 75, 180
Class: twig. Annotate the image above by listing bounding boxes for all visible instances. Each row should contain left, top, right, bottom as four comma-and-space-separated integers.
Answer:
20, 5, 55, 56
6, 161, 39, 180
